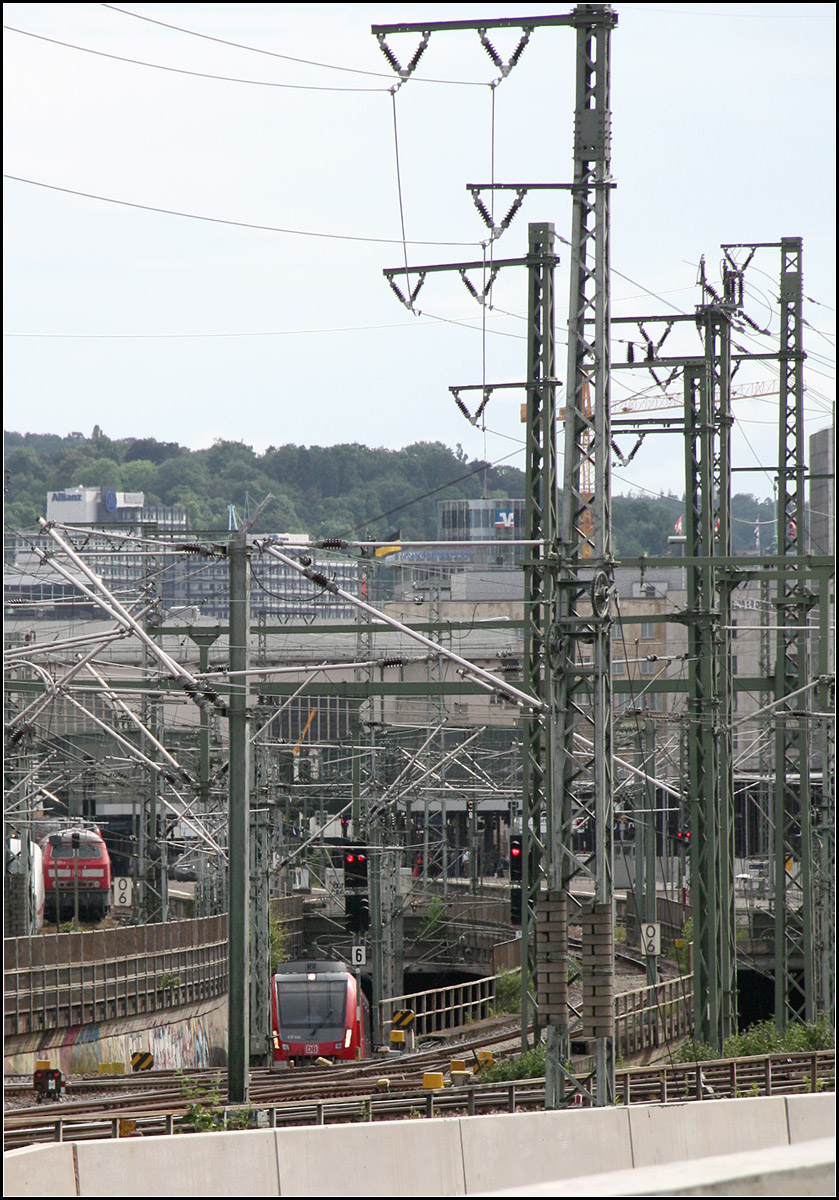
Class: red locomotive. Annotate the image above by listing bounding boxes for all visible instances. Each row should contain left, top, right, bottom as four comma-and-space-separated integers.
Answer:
41, 827, 112, 922
272, 960, 370, 1064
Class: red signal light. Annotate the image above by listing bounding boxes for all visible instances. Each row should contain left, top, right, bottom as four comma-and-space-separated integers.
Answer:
511, 846, 521, 856
346, 854, 355, 863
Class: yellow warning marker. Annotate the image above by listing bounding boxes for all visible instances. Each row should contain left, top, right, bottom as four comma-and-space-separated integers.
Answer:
449, 1059, 466, 1074
375, 1078, 391, 1092
118, 1119, 136, 1138
474, 1050, 494, 1073
389, 1029, 405, 1048
423, 1072, 445, 1090
35, 1060, 50, 1071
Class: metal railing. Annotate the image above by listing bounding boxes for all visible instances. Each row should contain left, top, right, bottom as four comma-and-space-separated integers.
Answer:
4, 917, 228, 1035
614, 973, 694, 1055
380, 969, 694, 1055
5, 1051, 833, 1150
380, 975, 497, 1037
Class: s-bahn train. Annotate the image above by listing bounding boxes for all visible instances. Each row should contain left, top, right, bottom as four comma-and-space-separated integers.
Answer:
272, 960, 370, 1064
41, 827, 112, 921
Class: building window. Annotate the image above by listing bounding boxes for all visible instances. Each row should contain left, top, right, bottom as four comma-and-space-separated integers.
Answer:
612, 660, 625, 675
641, 659, 657, 676
640, 622, 656, 639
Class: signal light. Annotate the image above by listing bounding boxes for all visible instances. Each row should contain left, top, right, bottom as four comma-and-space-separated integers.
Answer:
676, 829, 691, 844
344, 848, 368, 888
510, 835, 523, 883
345, 892, 369, 935
510, 886, 522, 926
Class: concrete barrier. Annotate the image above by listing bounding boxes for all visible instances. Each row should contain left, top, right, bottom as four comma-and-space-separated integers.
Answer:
4, 1092, 835, 1197
458, 1108, 633, 1193
3, 1143, 78, 1197
274, 1119, 466, 1196
482, 1137, 837, 1196
785, 1092, 836, 1143
74, 1129, 281, 1197
628, 1095, 789, 1166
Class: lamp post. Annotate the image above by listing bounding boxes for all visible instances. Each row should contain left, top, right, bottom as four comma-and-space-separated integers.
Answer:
48, 834, 62, 928
71, 831, 81, 930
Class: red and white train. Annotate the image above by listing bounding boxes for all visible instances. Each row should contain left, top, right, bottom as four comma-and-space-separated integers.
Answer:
41, 827, 112, 921
272, 960, 370, 1064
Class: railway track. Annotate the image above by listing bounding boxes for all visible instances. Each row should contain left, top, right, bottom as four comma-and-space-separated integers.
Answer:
5, 1043, 833, 1151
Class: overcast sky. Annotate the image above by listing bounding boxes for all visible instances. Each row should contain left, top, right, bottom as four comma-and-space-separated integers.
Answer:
4, 3, 835, 502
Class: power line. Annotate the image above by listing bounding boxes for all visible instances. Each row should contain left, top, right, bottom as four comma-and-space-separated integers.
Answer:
3, 174, 480, 248
100, 4, 490, 86
4, 24, 388, 93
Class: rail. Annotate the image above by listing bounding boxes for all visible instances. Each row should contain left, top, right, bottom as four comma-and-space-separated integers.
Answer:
4, 1050, 832, 1149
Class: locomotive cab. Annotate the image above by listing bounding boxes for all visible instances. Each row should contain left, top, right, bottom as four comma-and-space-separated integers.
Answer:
272, 960, 369, 1064
41, 827, 112, 921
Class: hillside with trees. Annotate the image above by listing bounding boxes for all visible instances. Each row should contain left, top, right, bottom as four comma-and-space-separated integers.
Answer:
4, 429, 777, 556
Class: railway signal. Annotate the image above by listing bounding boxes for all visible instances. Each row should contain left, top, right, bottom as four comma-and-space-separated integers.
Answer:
510, 886, 522, 926
345, 892, 369, 935
343, 848, 368, 888
509, 835, 522, 882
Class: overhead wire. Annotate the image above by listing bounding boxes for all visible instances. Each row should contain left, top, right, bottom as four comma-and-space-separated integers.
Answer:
99, 3, 492, 86
3, 174, 480, 248
3, 24, 389, 93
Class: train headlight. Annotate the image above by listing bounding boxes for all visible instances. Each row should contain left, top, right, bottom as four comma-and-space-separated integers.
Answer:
344, 1029, 353, 1049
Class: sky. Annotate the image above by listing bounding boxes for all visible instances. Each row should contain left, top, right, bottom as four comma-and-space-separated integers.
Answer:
3, 2, 836, 504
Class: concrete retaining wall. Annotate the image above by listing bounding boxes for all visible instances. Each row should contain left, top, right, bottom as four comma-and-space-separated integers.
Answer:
5, 1093, 834, 1197
4, 994, 228, 1076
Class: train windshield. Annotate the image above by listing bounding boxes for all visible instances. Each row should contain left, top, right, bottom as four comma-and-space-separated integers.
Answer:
275, 980, 347, 1041
51, 842, 101, 859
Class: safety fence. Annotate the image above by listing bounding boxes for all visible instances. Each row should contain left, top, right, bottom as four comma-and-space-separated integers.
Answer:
4, 897, 305, 1039
381, 975, 497, 1037
380, 969, 694, 1057
614, 973, 694, 1055
4, 917, 228, 1036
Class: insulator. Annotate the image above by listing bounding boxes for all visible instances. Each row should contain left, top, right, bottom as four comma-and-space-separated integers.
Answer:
644, 339, 654, 362
474, 392, 490, 423
479, 32, 503, 69
454, 395, 472, 421
386, 278, 410, 308
509, 30, 532, 68
500, 195, 524, 230
655, 322, 674, 354
406, 35, 430, 73
471, 192, 494, 230
320, 538, 347, 549
377, 35, 403, 76
627, 341, 635, 364
459, 272, 479, 301
380, 657, 404, 668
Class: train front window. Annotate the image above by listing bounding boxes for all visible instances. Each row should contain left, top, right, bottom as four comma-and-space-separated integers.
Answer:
276, 981, 347, 1040
53, 842, 100, 858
